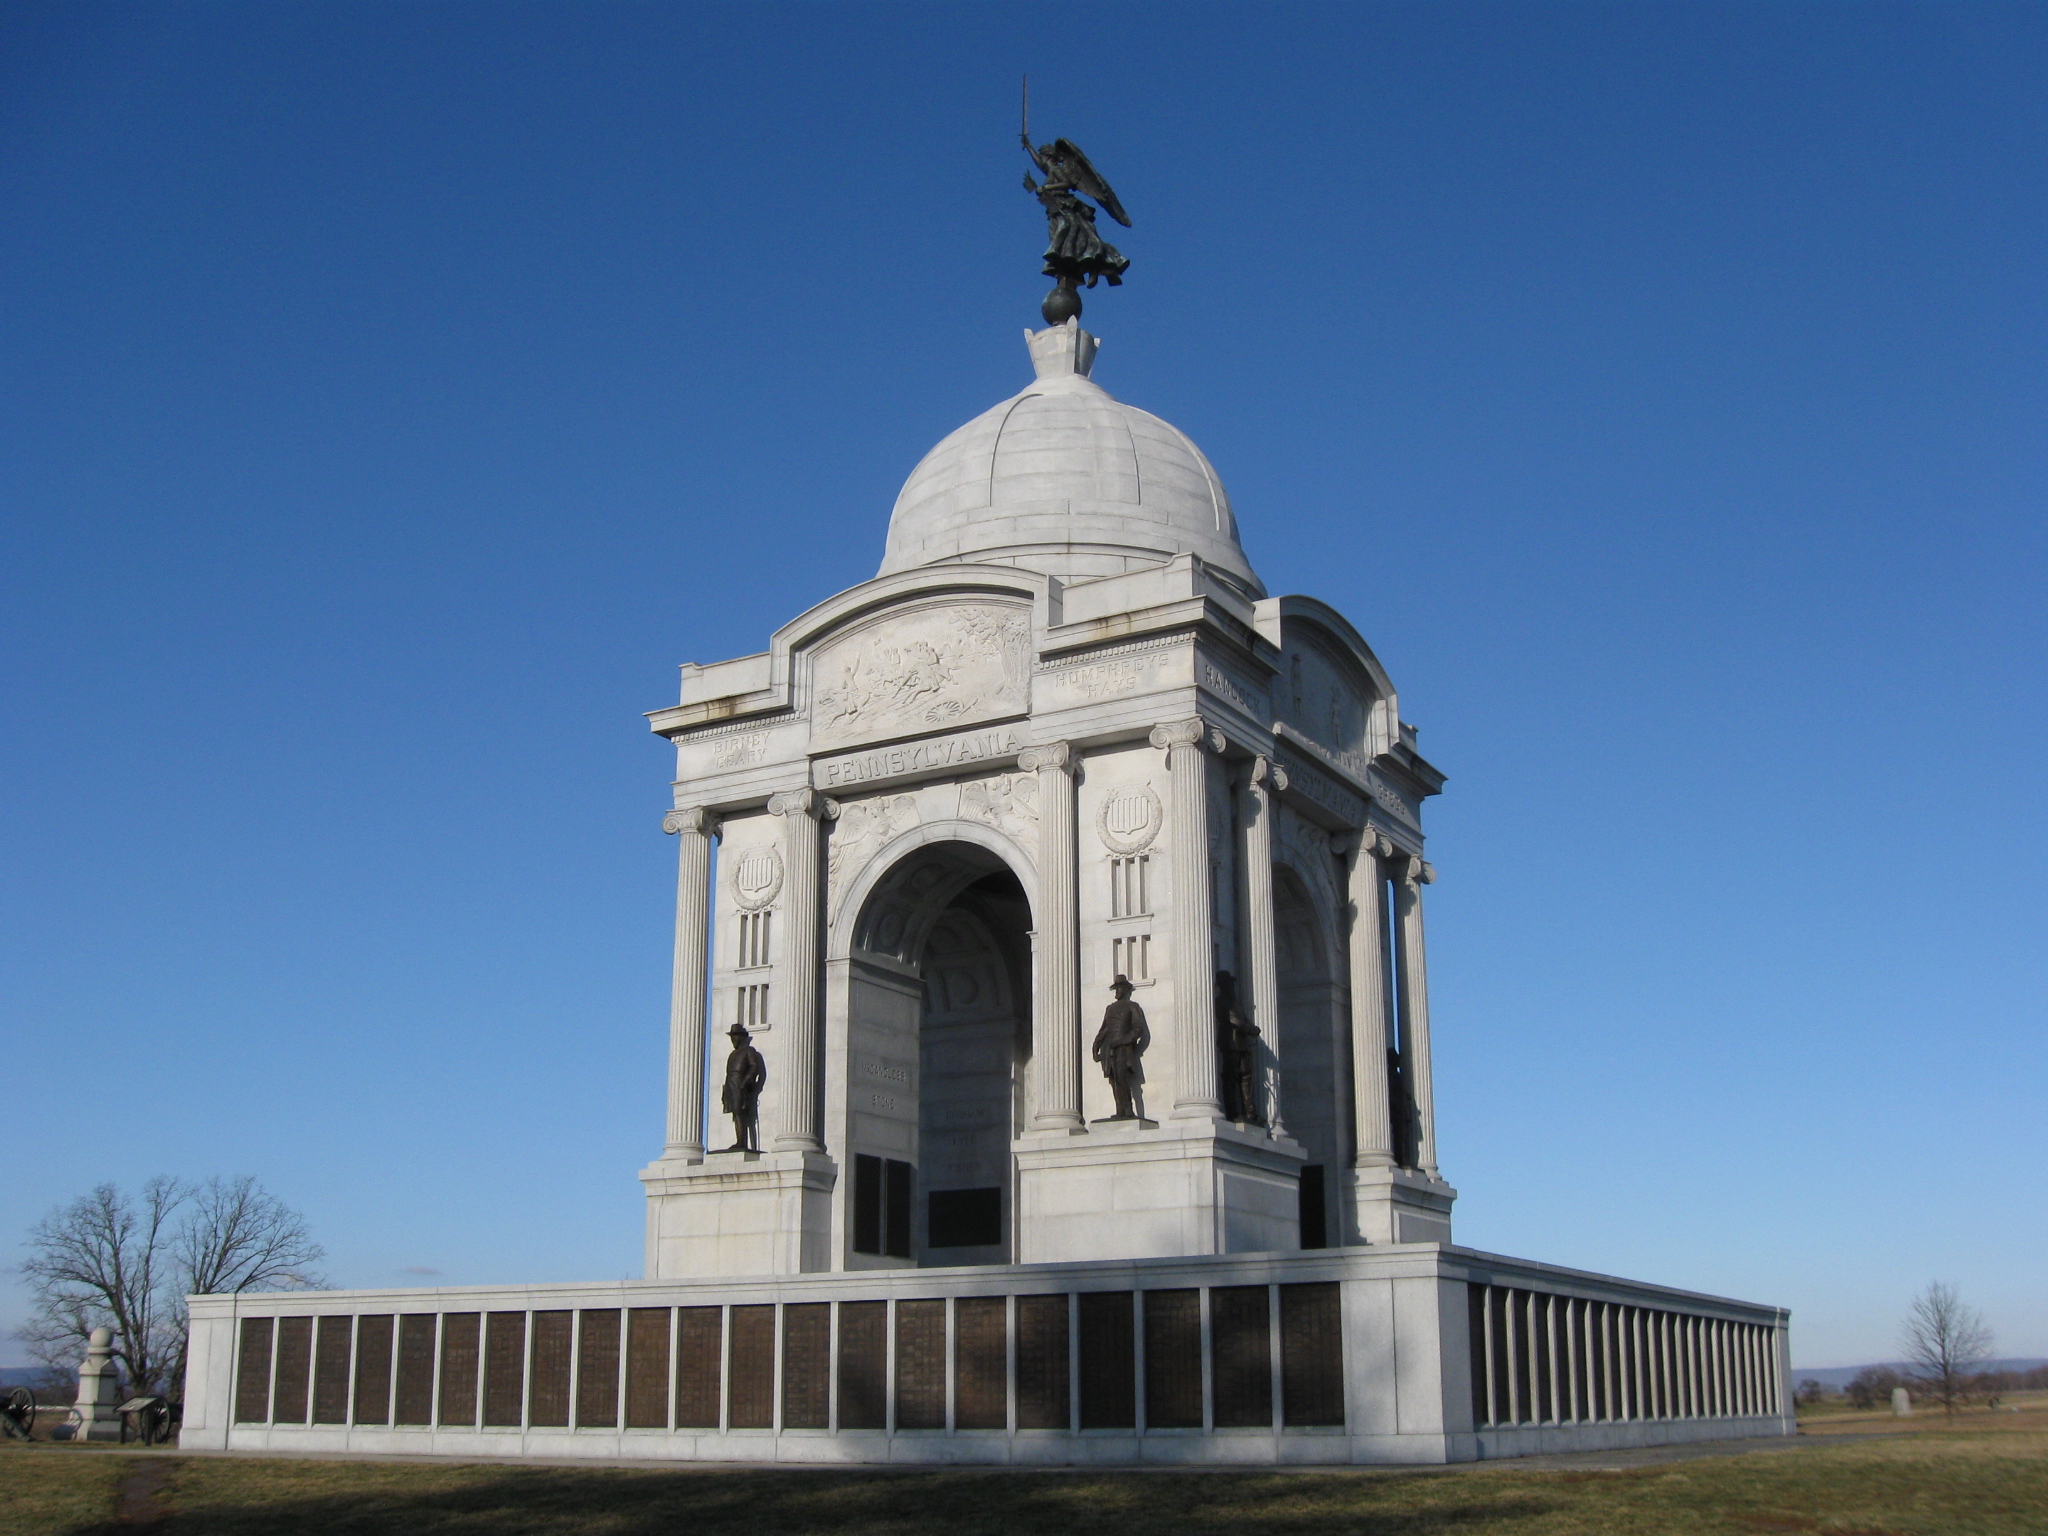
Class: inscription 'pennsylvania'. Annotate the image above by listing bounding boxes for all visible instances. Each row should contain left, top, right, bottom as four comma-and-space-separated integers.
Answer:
815, 726, 1026, 790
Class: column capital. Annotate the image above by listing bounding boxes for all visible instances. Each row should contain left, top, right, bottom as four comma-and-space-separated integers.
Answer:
1149, 716, 1221, 752
662, 807, 713, 836
1396, 855, 1436, 886
1248, 755, 1288, 794
1017, 741, 1073, 774
767, 787, 824, 820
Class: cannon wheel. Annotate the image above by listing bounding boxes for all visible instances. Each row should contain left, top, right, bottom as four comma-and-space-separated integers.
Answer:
4, 1386, 34, 1438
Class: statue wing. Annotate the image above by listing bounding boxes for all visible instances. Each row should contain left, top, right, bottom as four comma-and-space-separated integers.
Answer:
1050, 138, 1131, 226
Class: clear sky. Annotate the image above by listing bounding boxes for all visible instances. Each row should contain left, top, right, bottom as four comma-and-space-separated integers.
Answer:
4, 3, 2042, 1371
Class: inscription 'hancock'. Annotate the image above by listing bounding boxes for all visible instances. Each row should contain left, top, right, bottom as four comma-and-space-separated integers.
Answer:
815, 728, 1024, 791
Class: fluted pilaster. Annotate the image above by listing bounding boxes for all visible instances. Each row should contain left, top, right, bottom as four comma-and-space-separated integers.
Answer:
1242, 756, 1285, 1132
1393, 855, 1440, 1177
768, 788, 826, 1152
1151, 718, 1222, 1118
1345, 831, 1396, 1168
661, 806, 715, 1161
1019, 742, 1082, 1129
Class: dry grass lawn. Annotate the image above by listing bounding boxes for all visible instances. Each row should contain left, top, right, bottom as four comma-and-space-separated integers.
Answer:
3, 1411, 2043, 1536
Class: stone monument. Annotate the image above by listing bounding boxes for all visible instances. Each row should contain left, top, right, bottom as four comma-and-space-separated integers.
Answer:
177, 144, 1794, 1465
67, 1327, 124, 1442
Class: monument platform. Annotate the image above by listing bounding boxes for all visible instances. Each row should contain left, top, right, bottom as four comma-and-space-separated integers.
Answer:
181, 1245, 1790, 1465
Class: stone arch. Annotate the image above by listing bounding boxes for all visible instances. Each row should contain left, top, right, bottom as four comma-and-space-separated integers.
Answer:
825, 831, 1034, 1271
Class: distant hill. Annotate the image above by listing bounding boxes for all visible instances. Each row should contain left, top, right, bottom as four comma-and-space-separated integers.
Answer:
1791, 1359, 2048, 1390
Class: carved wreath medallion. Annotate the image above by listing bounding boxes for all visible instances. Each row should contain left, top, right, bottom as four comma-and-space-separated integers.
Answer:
728, 844, 785, 911
1094, 783, 1163, 855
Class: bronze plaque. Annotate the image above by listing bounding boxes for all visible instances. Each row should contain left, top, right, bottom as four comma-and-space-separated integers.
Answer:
1280, 1282, 1344, 1426
727, 1305, 775, 1428
780, 1303, 829, 1429
528, 1311, 572, 1427
675, 1307, 723, 1429
352, 1314, 394, 1425
313, 1315, 352, 1424
1077, 1292, 1135, 1429
954, 1296, 1007, 1430
893, 1299, 946, 1430
1144, 1290, 1202, 1429
394, 1315, 437, 1426
1211, 1285, 1271, 1428
626, 1308, 671, 1429
272, 1316, 313, 1424
483, 1311, 527, 1427
577, 1310, 621, 1428
1014, 1294, 1069, 1430
439, 1313, 481, 1427
836, 1300, 887, 1430
233, 1316, 273, 1424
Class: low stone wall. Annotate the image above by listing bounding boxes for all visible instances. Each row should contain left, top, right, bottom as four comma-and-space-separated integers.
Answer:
181, 1245, 1792, 1466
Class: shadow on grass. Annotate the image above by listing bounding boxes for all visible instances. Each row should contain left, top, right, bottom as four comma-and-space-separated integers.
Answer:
60, 1464, 1564, 1536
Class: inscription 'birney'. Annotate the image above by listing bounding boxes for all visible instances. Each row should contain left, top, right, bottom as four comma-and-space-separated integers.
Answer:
816, 727, 1024, 790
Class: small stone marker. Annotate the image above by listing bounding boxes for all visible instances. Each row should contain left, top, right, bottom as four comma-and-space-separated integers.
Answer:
1891, 1385, 1912, 1416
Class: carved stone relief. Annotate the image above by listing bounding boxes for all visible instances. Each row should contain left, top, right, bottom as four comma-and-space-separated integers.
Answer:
810, 603, 1031, 751
827, 793, 922, 905
1283, 640, 1369, 767
959, 772, 1040, 853
1093, 783, 1162, 855
728, 844, 784, 911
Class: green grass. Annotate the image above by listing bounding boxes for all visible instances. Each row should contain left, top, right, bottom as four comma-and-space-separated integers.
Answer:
4, 1420, 2043, 1536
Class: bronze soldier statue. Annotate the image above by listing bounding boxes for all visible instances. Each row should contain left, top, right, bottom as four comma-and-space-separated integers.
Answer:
721, 1023, 766, 1152
1215, 971, 1263, 1125
1090, 974, 1151, 1120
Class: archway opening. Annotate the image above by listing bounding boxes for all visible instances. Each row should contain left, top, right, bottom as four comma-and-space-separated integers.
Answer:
1275, 866, 1345, 1249
844, 841, 1031, 1268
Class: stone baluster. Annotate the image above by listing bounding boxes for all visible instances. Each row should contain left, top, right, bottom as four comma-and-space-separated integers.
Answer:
1019, 742, 1082, 1130
1150, 718, 1222, 1119
1393, 854, 1440, 1176
660, 806, 716, 1161
1243, 756, 1285, 1133
767, 788, 826, 1153
1344, 831, 1396, 1168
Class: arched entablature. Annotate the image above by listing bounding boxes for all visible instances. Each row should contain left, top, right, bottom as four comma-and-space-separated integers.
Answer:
1258, 595, 1400, 763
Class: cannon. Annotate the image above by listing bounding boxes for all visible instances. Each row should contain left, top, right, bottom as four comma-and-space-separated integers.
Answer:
0, 1386, 35, 1440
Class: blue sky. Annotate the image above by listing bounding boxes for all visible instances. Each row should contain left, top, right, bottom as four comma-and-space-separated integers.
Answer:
3, 2, 2042, 1370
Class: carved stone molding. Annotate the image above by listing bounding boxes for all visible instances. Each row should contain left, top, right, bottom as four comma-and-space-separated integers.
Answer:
1017, 741, 1073, 775
662, 807, 711, 836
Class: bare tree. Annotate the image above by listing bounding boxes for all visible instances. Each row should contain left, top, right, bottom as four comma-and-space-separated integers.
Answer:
17, 1176, 324, 1402
18, 1179, 187, 1398
1900, 1281, 1993, 1418
168, 1176, 324, 1388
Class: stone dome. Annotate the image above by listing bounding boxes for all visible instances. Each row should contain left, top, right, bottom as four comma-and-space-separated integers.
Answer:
879, 323, 1265, 597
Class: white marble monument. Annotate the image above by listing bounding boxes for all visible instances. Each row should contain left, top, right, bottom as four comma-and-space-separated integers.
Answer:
179, 313, 1792, 1467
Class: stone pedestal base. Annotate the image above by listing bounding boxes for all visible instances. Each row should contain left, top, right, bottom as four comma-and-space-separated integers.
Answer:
641, 1149, 835, 1278
1344, 1164, 1456, 1245
1014, 1117, 1307, 1263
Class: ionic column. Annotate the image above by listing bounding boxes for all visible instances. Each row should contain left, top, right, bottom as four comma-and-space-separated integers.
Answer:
1345, 831, 1396, 1167
1393, 855, 1440, 1176
661, 806, 715, 1161
1019, 742, 1082, 1130
1242, 756, 1285, 1132
1150, 718, 1222, 1119
767, 788, 826, 1153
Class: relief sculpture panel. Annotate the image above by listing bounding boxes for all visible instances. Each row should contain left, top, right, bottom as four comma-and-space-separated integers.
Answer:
809, 603, 1031, 751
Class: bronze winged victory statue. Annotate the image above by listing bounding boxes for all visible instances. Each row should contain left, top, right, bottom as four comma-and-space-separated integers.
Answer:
1022, 115, 1131, 326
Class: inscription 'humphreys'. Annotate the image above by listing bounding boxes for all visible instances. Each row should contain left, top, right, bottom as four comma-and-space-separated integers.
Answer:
816, 727, 1024, 791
